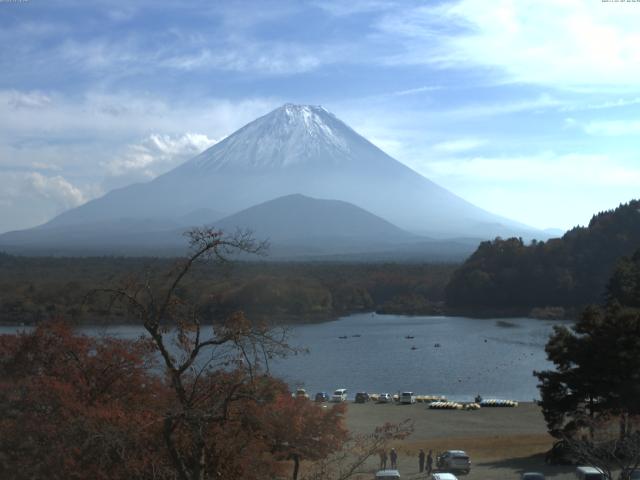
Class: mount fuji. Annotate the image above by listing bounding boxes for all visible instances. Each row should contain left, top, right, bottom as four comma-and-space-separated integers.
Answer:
0, 104, 543, 257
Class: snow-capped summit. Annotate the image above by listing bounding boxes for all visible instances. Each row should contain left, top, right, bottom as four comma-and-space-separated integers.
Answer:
185, 103, 361, 172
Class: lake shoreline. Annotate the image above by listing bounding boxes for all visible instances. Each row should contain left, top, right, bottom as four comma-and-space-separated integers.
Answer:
0, 305, 577, 328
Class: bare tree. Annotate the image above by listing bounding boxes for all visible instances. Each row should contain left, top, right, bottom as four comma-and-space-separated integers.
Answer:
93, 228, 296, 480
562, 417, 640, 480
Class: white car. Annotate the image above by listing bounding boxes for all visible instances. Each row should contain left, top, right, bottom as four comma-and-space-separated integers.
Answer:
378, 393, 393, 403
376, 470, 401, 479
400, 391, 416, 404
575, 467, 606, 480
436, 450, 471, 474
295, 388, 309, 399
331, 388, 348, 402
432, 474, 458, 480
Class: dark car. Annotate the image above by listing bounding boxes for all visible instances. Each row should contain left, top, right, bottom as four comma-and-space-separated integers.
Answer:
314, 392, 329, 402
545, 440, 577, 465
522, 473, 545, 480
355, 392, 370, 403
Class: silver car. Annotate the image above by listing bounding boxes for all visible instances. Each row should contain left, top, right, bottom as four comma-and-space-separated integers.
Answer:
378, 393, 392, 403
436, 450, 471, 474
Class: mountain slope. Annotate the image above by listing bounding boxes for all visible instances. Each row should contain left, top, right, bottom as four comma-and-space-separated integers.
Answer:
38, 104, 541, 241
215, 194, 414, 243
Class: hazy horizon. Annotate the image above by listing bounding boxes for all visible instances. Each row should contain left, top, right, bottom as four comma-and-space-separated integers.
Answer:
1, 1, 639, 234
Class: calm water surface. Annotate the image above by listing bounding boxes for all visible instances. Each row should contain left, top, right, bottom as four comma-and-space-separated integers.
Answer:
1, 313, 568, 401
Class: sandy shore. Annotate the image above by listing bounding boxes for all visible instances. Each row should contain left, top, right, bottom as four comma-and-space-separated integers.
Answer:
342, 402, 577, 480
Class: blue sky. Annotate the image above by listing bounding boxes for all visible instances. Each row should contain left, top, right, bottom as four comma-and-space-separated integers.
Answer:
1, 0, 639, 233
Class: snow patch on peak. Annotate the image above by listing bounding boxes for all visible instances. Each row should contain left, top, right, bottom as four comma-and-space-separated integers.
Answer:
189, 103, 357, 171
276, 104, 345, 150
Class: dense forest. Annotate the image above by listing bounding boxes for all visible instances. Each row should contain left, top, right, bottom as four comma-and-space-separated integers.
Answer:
0, 254, 455, 325
446, 199, 640, 315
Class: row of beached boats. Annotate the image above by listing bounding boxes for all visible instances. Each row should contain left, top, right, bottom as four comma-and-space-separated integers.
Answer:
428, 399, 518, 409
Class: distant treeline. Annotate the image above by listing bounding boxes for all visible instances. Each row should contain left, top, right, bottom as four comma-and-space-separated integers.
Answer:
445, 199, 640, 315
0, 254, 455, 325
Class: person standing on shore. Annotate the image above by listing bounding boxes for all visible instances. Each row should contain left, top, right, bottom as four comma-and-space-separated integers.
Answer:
379, 450, 387, 469
419, 449, 425, 472
426, 450, 433, 474
390, 448, 398, 469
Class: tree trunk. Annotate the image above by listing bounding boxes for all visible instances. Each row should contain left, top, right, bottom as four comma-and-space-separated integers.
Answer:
291, 453, 300, 480
620, 413, 628, 440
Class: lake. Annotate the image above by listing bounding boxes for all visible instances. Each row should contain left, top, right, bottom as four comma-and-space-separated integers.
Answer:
0, 313, 568, 401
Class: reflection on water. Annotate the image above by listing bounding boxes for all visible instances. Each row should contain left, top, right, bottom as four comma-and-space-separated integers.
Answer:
0, 313, 570, 401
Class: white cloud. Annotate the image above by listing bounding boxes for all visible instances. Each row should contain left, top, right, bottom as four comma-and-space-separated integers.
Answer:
377, 0, 640, 89
0, 172, 91, 233
31, 161, 61, 171
104, 132, 218, 178
26, 172, 86, 208
422, 152, 640, 188
391, 85, 441, 97
7, 90, 52, 109
313, 0, 395, 16
432, 138, 486, 153
560, 96, 640, 112
56, 32, 330, 76
443, 94, 562, 118
583, 120, 640, 136
161, 42, 328, 75
59, 38, 144, 71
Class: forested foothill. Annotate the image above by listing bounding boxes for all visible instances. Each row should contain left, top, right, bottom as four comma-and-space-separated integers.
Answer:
446, 199, 640, 317
0, 253, 455, 326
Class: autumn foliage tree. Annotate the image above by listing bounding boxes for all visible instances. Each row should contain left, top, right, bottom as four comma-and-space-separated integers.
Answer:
0, 321, 172, 479
263, 395, 348, 480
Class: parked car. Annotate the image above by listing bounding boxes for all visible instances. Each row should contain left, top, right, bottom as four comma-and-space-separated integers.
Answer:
314, 392, 329, 402
400, 392, 416, 404
575, 466, 606, 480
522, 473, 545, 480
436, 450, 471, 474
378, 393, 392, 403
375, 469, 401, 479
432, 473, 458, 480
355, 392, 370, 403
545, 440, 577, 465
331, 388, 348, 402
623, 469, 640, 480
295, 388, 309, 399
